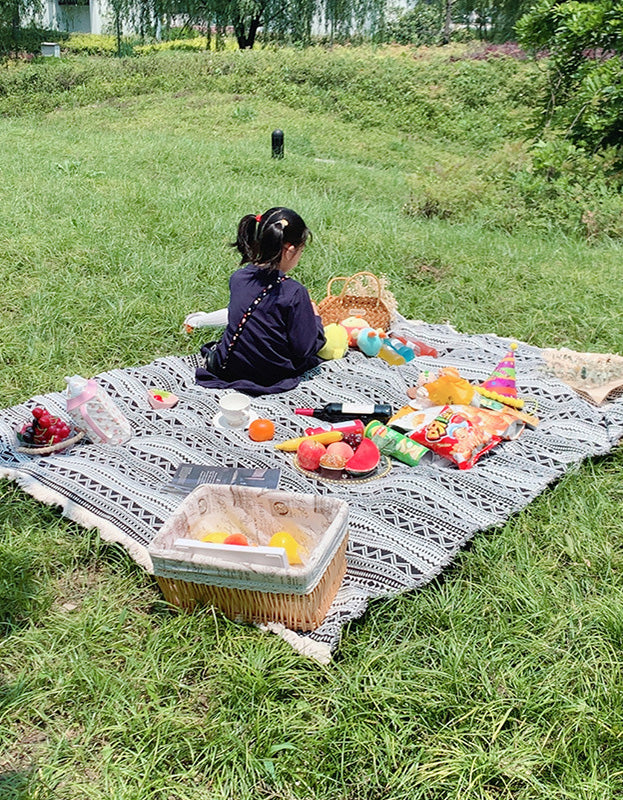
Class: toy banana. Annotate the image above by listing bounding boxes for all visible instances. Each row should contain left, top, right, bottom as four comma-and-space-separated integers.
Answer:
275, 430, 343, 452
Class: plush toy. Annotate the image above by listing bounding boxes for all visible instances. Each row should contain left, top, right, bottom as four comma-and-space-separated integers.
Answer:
407, 367, 475, 407
340, 316, 370, 347
354, 327, 385, 357
318, 323, 349, 360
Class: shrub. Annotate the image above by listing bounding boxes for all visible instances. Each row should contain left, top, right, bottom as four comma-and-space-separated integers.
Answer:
63, 34, 119, 56
0, 25, 69, 57
134, 38, 209, 55
385, 6, 442, 46
517, 0, 623, 167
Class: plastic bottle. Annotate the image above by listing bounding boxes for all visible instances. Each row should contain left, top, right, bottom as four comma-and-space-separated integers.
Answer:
389, 333, 438, 359
377, 345, 406, 366
65, 375, 132, 445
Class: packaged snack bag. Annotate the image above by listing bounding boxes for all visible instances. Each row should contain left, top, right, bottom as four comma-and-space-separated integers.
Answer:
393, 405, 501, 470
450, 404, 525, 441
364, 420, 430, 467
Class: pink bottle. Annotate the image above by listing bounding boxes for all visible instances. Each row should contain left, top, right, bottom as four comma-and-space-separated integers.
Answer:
65, 375, 132, 445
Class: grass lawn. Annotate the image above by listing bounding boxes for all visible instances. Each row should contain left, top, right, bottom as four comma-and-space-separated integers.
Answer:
1, 47, 623, 799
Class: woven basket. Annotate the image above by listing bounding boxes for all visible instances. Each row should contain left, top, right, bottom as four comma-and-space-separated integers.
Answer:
155, 537, 348, 631
318, 271, 392, 331
148, 485, 349, 631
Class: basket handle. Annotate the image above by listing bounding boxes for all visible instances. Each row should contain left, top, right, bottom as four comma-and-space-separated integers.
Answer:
325, 271, 383, 301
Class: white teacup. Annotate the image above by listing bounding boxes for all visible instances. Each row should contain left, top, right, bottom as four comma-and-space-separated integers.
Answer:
219, 392, 251, 428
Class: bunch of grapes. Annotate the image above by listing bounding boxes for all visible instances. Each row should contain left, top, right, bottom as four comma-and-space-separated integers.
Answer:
343, 430, 363, 449
18, 407, 72, 446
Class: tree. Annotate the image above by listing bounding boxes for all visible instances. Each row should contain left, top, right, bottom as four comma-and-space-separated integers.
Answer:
385, 2, 442, 46
0, 0, 41, 53
452, 0, 531, 42
517, 0, 623, 158
163, 0, 389, 49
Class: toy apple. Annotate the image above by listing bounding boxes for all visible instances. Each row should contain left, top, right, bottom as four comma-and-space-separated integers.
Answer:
297, 439, 327, 471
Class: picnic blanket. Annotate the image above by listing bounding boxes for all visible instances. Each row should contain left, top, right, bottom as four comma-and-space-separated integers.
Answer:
2, 317, 623, 663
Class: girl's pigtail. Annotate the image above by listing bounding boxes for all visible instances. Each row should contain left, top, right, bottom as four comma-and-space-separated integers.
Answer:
233, 214, 259, 265
259, 217, 285, 267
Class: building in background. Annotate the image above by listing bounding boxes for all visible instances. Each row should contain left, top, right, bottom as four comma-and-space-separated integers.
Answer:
40, 0, 110, 35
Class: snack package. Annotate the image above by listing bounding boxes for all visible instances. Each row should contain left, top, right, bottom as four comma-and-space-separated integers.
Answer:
390, 402, 525, 441
390, 405, 502, 470
364, 420, 430, 467
453, 404, 525, 441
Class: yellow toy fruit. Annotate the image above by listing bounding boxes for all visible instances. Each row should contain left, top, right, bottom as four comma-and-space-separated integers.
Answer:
268, 531, 304, 565
201, 531, 229, 543
275, 430, 343, 452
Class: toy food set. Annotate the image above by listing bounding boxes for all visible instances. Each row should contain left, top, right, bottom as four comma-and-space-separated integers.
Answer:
276, 429, 344, 452
364, 420, 431, 467
147, 388, 179, 409
65, 375, 132, 445
148, 484, 349, 631
291, 431, 386, 482
15, 406, 84, 455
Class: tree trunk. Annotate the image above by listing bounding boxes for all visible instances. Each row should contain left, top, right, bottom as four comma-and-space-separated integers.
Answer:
442, 0, 453, 45
116, 13, 122, 57
233, 10, 263, 49
11, 0, 20, 54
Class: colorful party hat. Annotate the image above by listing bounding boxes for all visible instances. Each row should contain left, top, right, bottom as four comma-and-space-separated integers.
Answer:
476, 342, 524, 409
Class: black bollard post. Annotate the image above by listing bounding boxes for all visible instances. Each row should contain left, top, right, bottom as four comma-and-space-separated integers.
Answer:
271, 129, 284, 159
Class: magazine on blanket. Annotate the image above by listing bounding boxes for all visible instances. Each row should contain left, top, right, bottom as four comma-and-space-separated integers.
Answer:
164, 463, 281, 494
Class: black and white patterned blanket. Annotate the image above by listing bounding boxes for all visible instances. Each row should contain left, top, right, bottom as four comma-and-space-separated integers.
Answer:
2, 318, 623, 662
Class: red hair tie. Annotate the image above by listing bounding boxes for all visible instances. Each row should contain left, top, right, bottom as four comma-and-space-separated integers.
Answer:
255, 214, 262, 222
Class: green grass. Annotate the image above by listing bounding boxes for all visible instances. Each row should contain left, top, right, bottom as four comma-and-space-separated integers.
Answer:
1, 47, 623, 799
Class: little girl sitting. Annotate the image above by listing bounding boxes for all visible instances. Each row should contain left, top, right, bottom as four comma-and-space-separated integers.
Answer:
195, 207, 326, 395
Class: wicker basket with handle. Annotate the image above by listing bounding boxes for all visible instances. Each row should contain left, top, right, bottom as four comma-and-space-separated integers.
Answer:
317, 271, 392, 331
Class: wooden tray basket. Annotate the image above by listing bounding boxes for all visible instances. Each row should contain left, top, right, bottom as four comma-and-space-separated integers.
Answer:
317, 271, 392, 331
148, 485, 349, 631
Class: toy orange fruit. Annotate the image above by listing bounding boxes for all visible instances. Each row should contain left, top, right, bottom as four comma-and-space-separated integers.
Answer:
248, 418, 275, 442
223, 533, 249, 546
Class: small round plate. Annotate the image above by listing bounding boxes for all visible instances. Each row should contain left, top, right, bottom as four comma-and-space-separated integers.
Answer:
212, 410, 259, 431
16, 429, 84, 455
293, 454, 392, 484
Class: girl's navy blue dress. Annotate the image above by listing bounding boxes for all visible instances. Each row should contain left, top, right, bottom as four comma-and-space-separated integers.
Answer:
196, 264, 326, 395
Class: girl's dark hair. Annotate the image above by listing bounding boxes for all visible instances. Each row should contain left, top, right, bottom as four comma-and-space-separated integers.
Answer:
232, 207, 311, 269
